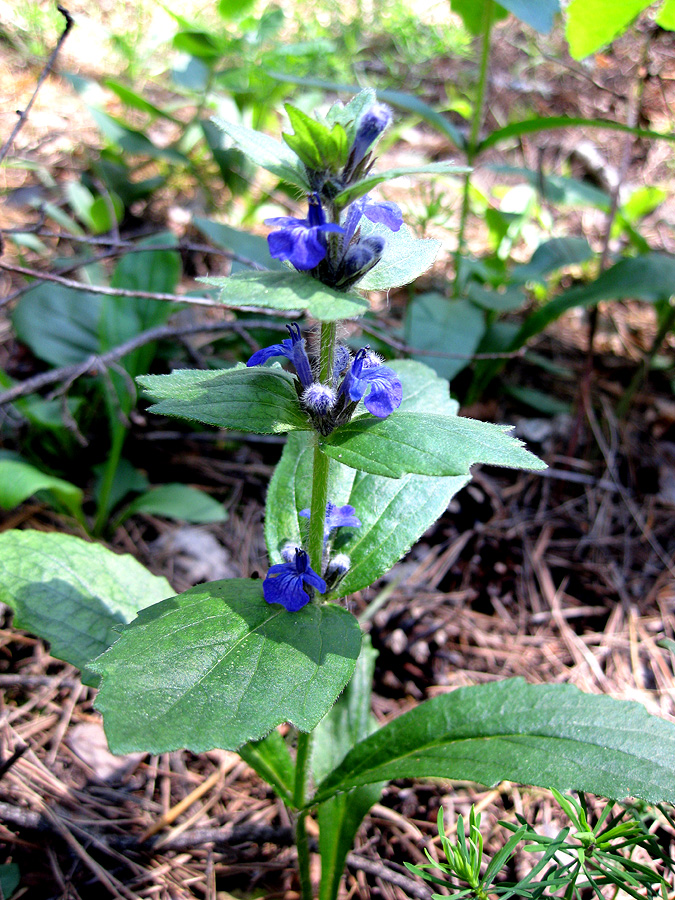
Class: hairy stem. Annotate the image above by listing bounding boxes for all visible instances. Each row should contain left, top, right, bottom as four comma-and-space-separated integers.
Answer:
307, 322, 336, 574
453, 0, 494, 296
294, 732, 314, 899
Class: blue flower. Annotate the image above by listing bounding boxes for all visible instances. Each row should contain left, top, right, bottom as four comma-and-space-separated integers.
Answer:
346, 103, 392, 175
246, 323, 313, 388
340, 348, 402, 418
300, 502, 362, 540
265, 194, 344, 270
263, 548, 326, 612
343, 195, 403, 244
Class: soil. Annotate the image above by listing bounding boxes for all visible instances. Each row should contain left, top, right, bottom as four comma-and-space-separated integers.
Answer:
1, 6, 675, 900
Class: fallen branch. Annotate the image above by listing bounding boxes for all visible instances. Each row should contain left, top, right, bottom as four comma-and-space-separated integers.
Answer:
0, 6, 74, 167
0, 318, 287, 407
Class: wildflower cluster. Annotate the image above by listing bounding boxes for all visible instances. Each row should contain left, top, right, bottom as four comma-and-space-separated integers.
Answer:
247, 101, 405, 611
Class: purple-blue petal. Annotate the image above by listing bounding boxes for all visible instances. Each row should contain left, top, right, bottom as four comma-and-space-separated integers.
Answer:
302, 569, 327, 593
268, 228, 301, 262
264, 215, 307, 228
289, 229, 329, 270
247, 343, 288, 367
362, 366, 402, 418
263, 570, 311, 612
363, 199, 403, 232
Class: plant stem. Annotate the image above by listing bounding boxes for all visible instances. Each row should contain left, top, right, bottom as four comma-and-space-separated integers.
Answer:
307, 322, 335, 575
616, 301, 675, 419
453, 0, 494, 297
294, 732, 314, 900
93, 422, 126, 536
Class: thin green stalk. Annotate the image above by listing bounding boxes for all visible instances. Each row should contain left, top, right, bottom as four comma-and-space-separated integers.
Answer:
294, 732, 313, 900
93, 422, 126, 536
616, 302, 675, 420
307, 321, 335, 575
453, 0, 495, 296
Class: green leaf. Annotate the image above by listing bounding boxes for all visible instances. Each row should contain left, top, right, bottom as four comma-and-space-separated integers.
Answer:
172, 29, 221, 60
201, 271, 369, 321
0, 530, 172, 686
123, 484, 228, 524
312, 678, 675, 805
450, 0, 509, 34
103, 79, 176, 120
264, 74, 466, 150
466, 283, 525, 312
238, 730, 295, 805
0, 864, 20, 900
266, 361, 469, 595
333, 162, 470, 209
565, 0, 652, 58
217, 0, 257, 18
489, 164, 611, 208
657, 0, 675, 27
326, 89, 377, 142
212, 117, 310, 190
358, 223, 441, 292
200, 120, 252, 196
0, 459, 83, 517
516, 253, 675, 345
92, 580, 362, 754
12, 282, 101, 367
657, 638, 675, 655
405, 293, 486, 382
314, 638, 383, 900
322, 411, 546, 479
88, 108, 187, 163
510, 236, 594, 284
283, 103, 349, 171
193, 216, 285, 271
479, 116, 675, 153
499, 0, 560, 32
138, 366, 310, 433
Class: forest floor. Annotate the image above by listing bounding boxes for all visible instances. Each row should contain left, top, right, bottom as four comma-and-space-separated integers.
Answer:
1, 3, 675, 899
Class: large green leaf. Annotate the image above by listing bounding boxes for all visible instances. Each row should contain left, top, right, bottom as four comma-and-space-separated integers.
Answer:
510, 236, 594, 284
500, 0, 560, 32
657, 0, 675, 27
201, 271, 369, 321
0, 458, 83, 517
479, 116, 675, 152
404, 293, 485, 382
265, 361, 469, 595
312, 678, 675, 805
358, 223, 441, 292
334, 162, 470, 209
92, 580, 362, 754
565, 0, 652, 58
516, 253, 675, 345
450, 0, 509, 34
0, 531, 172, 686
12, 283, 101, 367
89, 108, 188, 163
122, 484, 228, 524
314, 639, 383, 900
321, 412, 546, 479
212, 117, 310, 190
138, 365, 310, 433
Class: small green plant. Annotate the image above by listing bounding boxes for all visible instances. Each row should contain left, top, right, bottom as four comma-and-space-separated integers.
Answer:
407, 791, 673, 900
2, 91, 675, 900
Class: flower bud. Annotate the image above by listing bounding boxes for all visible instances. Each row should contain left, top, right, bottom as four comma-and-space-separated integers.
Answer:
337, 236, 385, 288
348, 103, 392, 172
302, 383, 337, 415
325, 553, 351, 591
